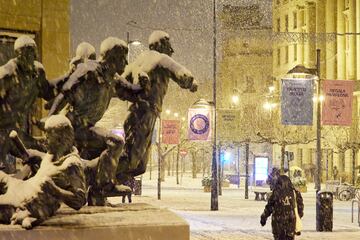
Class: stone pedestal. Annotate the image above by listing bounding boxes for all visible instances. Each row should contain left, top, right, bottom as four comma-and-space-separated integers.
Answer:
0, 203, 189, 240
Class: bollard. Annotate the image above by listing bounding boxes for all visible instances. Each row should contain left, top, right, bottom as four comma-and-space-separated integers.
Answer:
352, 200, 360, 226
316, 191, 333, 231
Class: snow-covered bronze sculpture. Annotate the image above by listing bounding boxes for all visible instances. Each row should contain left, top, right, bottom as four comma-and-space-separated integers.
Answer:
44, 42, 97, 112
116, 30, 197, 181
48, 37, 147, 205
0, 115, 86, 229
0, 36, 55, 173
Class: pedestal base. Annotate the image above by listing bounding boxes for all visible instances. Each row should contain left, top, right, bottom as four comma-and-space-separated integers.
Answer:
0, 203, 189, 240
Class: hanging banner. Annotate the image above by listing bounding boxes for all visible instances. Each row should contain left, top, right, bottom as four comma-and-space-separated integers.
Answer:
161, 120, 180, 144
217, 109, 241, 141
188, 108, 211, 141
281, 78, 314, 125
322, 80, 354, 126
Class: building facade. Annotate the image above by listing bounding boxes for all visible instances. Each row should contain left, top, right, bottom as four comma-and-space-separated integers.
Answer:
272, 0, 360, 182
219, 2, 274, 184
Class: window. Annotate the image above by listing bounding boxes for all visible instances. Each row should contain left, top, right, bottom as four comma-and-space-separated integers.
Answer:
285, 46, 289, 63
285, 15, 289, 32
293, 11, 297, 29
294, 44, 297, 61
277, 48, 281, 65
276, 18, 280, 32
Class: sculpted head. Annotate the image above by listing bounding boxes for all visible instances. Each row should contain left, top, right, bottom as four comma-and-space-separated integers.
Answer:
14, 35, 38, 66
100, 37, 128, 74
44, 115, 74, 156
149, 30, 174, 57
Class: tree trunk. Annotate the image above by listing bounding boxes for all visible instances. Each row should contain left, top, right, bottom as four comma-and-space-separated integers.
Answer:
280, 144, 286, 174
202, 149, 206, 177
352, 148, 356, 185
191, 152, 197, 178
167, 154, 171, 176
160, 155, 166, 181
176, 145, 180, 184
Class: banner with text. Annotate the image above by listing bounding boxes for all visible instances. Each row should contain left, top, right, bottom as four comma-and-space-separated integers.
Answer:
217, 109, 241, 141
281, 78, 314, 125
322, 80, 354, 126
188, 108, 211, 141
161, 120, 180, 144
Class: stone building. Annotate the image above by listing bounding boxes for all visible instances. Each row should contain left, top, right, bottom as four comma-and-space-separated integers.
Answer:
219, 2, 273, 184
272, 0, 360, 182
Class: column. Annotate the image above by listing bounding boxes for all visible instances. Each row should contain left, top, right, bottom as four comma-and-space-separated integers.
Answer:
304, 4, 310, 66
308, 2, 316, 67
337, 0, 346, 79
333, 151, 340, 171
302, 148, 311, 182
356, 0, 360, 80
348, 0, 356, 79
345, 149, 352, 174
297, 6, 305, 64
328, 150, 334, 179
326, 0, 337, 79
317, 0, 326, 76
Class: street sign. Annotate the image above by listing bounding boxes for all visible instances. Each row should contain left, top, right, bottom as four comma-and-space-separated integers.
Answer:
179, 149, 188, 157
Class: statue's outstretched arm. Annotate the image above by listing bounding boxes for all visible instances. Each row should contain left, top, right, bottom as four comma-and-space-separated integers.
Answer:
113, 73, 149, 102
47, 93, 66, 116
35, 61, 57, 101
158, 55, 197, 92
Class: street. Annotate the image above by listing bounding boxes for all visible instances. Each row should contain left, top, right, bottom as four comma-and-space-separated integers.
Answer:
110, 172, 360, 240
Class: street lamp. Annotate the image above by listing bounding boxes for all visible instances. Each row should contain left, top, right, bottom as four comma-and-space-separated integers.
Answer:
126, 31, 142, 63
287, 49, 321, 191
189, 99, 218, 210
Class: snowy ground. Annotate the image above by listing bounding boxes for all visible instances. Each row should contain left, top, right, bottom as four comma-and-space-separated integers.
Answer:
110, 172, 360, 240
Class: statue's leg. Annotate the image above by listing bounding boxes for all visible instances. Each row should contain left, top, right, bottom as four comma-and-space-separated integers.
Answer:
0, 172, 14, 224
0, 205, 15, 224
74, 126, 107, 159
0, 130, 13, 173
86, 127, 124, 205
116, 111, 156, 182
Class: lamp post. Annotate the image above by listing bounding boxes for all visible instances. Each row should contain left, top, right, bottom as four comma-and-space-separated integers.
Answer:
287, 49, 321, 191
211, 0, 218, 211
126, 31, 141, 63
189, 99, 217, 209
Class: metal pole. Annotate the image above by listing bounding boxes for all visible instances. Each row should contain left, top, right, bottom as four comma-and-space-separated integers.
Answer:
352, 149, 356, 185
245, 141, 249, 199
176, 144, 180, 185
157, 117, 162, 200
315, 49, 321, 191
237, 145, 240, 188
211, 0, 218, 211
218, 145, 222, 196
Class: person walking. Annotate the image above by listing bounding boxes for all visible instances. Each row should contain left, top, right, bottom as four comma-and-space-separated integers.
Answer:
260, 175, 304, 240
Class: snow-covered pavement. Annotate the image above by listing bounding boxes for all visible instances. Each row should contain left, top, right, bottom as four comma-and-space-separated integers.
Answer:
110, 173, 360, 239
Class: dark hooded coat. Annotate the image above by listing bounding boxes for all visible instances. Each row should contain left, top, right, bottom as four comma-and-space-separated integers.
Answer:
261, 175, 304, 237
